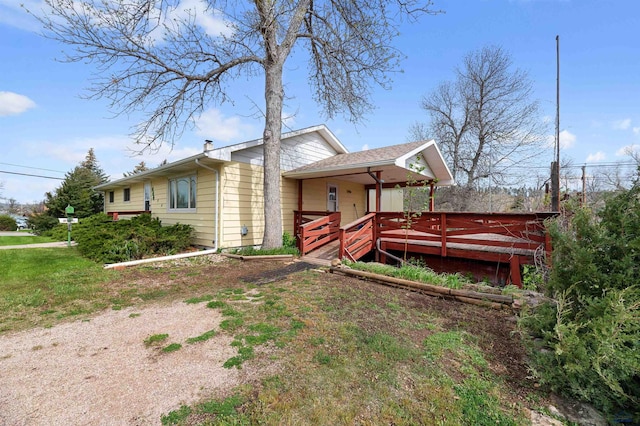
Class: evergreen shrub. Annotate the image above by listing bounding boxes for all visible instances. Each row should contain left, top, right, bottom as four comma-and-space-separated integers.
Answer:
72, 213, 193, 263
520, 184, 640, 420
0, 215, 17, 231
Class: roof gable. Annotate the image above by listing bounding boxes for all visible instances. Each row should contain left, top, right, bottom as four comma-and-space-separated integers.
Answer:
284, 140, 454, 186
95, 125, 346, 190
210, 124, 347, 162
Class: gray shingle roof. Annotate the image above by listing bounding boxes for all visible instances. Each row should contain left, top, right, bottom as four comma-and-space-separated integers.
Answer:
288, 140, 427, 173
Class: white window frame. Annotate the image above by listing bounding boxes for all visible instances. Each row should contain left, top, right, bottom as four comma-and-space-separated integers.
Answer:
168, 174, 197, 212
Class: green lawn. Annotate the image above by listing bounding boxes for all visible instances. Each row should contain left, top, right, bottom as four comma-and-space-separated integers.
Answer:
160, 268, 537, 425
0, 249, 546, 425
0, 248, 116, 331
0, 236, 57, 246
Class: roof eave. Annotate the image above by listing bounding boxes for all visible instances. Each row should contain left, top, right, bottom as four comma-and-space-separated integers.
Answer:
283, 159, 394, 179
94, 153, 225, 190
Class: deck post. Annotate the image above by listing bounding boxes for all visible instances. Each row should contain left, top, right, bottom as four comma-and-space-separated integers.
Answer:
440, 213, 447, 257
510, 256, 523, 288
429, 181, 435, 212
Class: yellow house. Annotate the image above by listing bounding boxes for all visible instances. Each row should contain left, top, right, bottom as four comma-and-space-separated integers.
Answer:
95, 125, 454, 250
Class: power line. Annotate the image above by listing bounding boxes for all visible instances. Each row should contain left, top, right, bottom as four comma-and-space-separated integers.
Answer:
0, 170, 64, 180
0, 162, 66, 174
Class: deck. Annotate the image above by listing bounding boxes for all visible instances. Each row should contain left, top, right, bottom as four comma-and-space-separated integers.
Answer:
300, 240, 340, 266
296, 210, 556, 287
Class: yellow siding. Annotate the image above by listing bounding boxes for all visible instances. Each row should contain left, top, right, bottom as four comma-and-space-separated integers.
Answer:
153, 168, 219, 247
281, 177, 297, 236
103, 168, 221, 248
219, 162, 299, 248
104, 184, 145, 213
221, 162, 264, 247
301, 178, 367, 225
102, 164, 361, 250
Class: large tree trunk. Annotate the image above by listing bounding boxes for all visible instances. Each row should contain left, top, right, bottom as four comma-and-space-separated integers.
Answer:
261, 60, 284, 249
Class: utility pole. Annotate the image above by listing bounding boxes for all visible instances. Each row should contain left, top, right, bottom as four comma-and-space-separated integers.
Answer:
551, 35, 561, 211
581, 165, 587, 207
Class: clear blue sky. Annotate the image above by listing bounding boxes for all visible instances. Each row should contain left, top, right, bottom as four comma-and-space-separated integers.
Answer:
1, 0, 639, 203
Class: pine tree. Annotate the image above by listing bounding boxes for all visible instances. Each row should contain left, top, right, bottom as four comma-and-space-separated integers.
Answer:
44, 149, 109, 218
124, 161, 149, 177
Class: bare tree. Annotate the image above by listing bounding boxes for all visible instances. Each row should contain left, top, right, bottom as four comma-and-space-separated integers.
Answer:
8, 198, 19, 214
416, 46, 547, 193
30, 0, 439, 248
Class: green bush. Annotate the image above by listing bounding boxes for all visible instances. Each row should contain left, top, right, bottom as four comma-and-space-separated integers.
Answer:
0, 215, 17, 231
71, 213, 193, 263
521, 184, 640, 419
29, 213, 61, 235
282, 231, 297, 249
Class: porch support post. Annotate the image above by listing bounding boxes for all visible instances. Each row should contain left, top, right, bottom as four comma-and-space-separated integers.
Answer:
429, 180, 435, 212
376, 171, 382, 212
296, 180, 303, 251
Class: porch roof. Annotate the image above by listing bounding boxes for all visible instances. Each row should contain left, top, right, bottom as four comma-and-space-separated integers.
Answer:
283, 140, 455, 186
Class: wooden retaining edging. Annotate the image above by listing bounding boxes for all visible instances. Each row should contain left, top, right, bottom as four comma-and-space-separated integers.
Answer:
329, 266, 516, 310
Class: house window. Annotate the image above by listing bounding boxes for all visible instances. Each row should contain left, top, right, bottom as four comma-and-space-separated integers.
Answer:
123, 188, 131, 202
169, 175, 197, 210
108, 191, 114, 203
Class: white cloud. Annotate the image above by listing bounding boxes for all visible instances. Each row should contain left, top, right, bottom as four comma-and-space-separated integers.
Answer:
0, 0, 43, 31
282, 111, 296, 128
147, 0, 234, 43
361, 144, 369, 151
615, 144, 640, 157
633, 127, 640, 135
0, 91, 36, 116
612, 118, 632, 130
586, 152, 606, 162
559, 129, 576, 149
544, 129, 576, 149
194, 108, 253, 143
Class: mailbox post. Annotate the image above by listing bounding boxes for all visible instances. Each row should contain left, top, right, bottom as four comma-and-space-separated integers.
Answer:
65, 205, 74, 247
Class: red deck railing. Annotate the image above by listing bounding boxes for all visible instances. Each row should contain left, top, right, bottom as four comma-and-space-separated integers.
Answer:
376, 211, 555, 287
376, 212, 554, 257
338, 213, 376, 261
107, 210, 151, 220
296, 210, 555, 287
295, 211, 341, 255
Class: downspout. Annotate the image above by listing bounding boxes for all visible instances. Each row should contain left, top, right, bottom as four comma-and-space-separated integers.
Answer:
367, 167, 383, 212
195, 158, 219, 251
367, 167, 385, 262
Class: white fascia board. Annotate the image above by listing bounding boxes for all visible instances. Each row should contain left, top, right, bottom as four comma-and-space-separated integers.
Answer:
283, 159, 393, 178
315, 125, 349, 154
94, 153, 220, 190
394, 140, 435, 169
394, 140, 455, 185
207, 125, 348, 159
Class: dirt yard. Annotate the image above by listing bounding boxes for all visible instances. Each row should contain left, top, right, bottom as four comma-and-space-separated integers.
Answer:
0, 255, 545, 425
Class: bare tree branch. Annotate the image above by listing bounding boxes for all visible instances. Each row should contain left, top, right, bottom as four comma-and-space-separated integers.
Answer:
28, 0, 439, 246
419, 45, 548, 196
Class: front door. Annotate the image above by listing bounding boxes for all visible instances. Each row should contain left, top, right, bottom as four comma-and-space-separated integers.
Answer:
327, 184, 338, 212
144, 182, 151, 211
